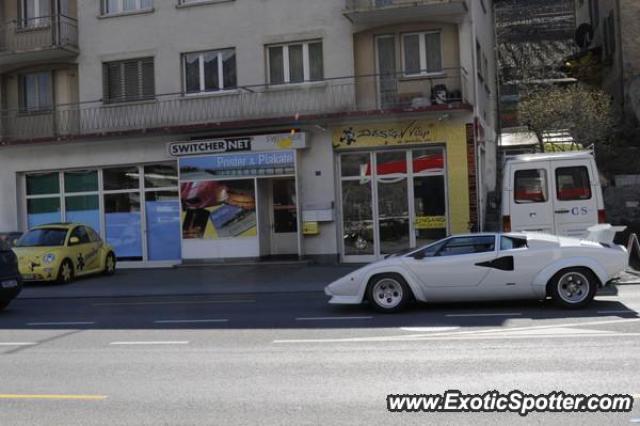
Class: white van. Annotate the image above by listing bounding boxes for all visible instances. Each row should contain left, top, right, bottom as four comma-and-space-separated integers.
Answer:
501, 151, 605, 238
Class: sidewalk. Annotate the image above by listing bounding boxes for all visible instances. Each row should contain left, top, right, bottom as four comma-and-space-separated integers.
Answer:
17, 264, 640, 300
17, 264, 361, 299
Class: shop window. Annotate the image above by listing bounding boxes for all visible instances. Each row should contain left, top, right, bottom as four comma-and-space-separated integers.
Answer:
556, 166, 591, 201
104, 192, 142, 260
64, 170, 98, 193
184, 48, 237, 94
65, 195, 100, 233
103, 57, 155, 103
267, 40, 323, 84
26, 173, 59, 195
145, 190, 181, 261
402, 32, 442, 76
27, 197, 61, 228
412, 148, 444, 173
340, 153, 370, 177
376, 151, 407, 176
144, 164, 178, 189
514, 169, 548, 203
103, 167, 140, 190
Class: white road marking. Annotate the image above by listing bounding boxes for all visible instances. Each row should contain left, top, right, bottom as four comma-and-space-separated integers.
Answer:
0, 342, 37, 346
274, 317, 640, 344
109, 341, 189, 346
154, 319, 228, 324
94, 299, 254, 307
400, 327, 460, 332
445, 313, 522, 318
295, 316, 373, 321
26, 321, 96, 326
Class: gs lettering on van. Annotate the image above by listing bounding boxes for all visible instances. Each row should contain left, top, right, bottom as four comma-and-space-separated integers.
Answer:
571, 207, 589, 216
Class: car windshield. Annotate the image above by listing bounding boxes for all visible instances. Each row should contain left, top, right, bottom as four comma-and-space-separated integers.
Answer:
16, 228, 68, 247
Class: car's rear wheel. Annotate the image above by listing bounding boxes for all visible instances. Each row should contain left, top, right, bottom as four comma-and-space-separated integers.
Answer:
549, 267, 598, 309
367, 274, 411, 313
57, 259, 74, 285
103, 252, 116, 276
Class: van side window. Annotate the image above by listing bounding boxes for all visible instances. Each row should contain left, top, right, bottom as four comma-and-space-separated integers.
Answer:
556, 166, 592, 201
500, 236, 527, 250
514, 169, 548, 203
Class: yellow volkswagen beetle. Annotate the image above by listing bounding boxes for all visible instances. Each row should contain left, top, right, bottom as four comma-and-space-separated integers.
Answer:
12, 223, 116, 284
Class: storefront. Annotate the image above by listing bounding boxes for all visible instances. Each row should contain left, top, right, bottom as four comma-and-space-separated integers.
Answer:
332, 117, 474, 263
23, 163, 182, 265
173, 132, 306, 261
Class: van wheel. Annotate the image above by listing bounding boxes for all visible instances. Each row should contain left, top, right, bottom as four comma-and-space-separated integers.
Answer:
549, 268, 598, 309
367, 274, 411, 313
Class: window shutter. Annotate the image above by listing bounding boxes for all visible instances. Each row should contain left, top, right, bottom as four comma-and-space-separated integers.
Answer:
123, 61, 140, 101
105, 62, 123, 103
141, 58, 155, 99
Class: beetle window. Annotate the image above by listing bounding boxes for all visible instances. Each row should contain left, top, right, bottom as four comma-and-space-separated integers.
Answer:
500, 236, 527, 250
555, 166, 592, 201
69, 226, 90, 244
437, 236, 495, 256
514, 169, 548, 203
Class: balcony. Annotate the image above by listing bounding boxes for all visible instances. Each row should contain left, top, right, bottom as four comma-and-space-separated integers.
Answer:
0, 69, 471, 143
0, 15, 79, 71
344, 0, 468, 27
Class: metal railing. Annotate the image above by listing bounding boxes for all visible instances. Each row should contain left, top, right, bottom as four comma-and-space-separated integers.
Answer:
0, 68, 470, 142
0, 15, 78, 53
345, 0, 462, 10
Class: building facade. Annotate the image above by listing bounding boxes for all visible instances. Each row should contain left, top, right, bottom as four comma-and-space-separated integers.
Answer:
0, 0, 497, 266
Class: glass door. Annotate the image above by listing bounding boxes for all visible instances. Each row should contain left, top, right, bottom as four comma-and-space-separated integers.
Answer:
339, 147, 448, 262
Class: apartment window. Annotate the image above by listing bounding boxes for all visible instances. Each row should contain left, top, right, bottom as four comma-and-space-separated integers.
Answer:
103, 58, 155, 103
102, 0, 153, 15
402, 32, 442, 76
20, 72, 53, 112
183, 48, 236, 94
267, 41, 323, 84
476, 41, 483, 79
20, 0, 50, 27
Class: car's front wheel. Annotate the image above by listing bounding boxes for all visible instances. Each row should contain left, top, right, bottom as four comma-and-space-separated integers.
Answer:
56, 259, 74, 285
103, 252, 116, 276
549, 267, 598, 309
367, 274, 411, 313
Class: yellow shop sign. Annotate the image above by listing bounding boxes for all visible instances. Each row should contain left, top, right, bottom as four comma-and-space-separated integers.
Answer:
332, 119, 459, 149
415, 216, 447, 230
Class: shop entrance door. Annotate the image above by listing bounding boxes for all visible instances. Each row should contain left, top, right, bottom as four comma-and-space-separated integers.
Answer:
269, 178, 298, 256
339, 148, 448, 263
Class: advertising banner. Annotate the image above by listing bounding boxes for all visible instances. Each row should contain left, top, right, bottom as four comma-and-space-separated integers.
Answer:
179, 151, 295, 180
168, 132, 306, 157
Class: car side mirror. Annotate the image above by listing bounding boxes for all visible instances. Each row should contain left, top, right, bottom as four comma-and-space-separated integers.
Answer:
69, 236, 80, 245
12, 239, 19, 246
413, 251, 426, 260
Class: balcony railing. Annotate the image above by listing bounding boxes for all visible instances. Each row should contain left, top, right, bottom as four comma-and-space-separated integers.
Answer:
346, 0, 464, 10
0, 68, 470, 143
0, 15, 78, 55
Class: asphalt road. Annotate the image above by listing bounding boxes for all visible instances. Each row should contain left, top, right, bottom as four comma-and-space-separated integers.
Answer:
1, 284, 640, 425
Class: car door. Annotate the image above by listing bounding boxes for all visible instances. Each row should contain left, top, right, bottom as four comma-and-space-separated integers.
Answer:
551, 161, 598, 237
404, 235, 498, 288
476, 236, 539, 298
68, 226, 94, 275
84, 226, 104, 272
509, 162, 554, 233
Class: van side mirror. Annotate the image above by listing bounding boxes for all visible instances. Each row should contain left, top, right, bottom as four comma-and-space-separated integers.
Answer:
413, 251, 426, 260
69, 236, 80, 245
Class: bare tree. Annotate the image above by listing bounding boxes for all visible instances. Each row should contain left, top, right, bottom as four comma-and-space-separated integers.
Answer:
519, 84, 615, 152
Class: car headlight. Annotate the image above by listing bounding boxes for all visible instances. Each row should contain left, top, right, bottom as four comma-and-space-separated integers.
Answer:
42, 253, 56, 264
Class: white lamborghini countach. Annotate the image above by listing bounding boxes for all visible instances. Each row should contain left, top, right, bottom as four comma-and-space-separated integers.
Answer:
325, 225, 629, 312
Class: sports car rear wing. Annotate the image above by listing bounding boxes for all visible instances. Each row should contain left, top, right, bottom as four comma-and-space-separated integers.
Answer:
584, 224, 627, 245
